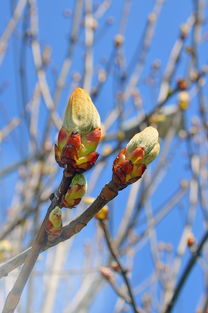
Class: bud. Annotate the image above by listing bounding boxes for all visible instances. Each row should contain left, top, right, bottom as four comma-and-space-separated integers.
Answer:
114, 34, 124, 47
0, 240, 12, 262
126, 127, 160, 164
84, 194, 109, 220
111, 261, 123, 273
100, 266, 114, 282
45, 206, 62, 236
113, 127, 160, 187
62, 174, 87, 208
180, 23, 189, 39
95, 205, 108, 220
178, 91, 189, 110
177, 79, 188, 90
187, 233, 195, 247
55, 88, 102, 174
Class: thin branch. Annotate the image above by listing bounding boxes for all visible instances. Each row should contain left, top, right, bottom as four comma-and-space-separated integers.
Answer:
2, 171, 73, 313
0, 0, 27, 64
164, 229, 208, 313
99, 220, 142, 313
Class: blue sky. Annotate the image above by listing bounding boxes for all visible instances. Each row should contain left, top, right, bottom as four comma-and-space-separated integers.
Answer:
0, 0, 207, 312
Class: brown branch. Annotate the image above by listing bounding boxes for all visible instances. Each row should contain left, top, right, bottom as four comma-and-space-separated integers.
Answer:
2, 171, 73, 313
164, 228, 208, 313
0, 0, 27, 64
28, 0, 61, 131
99, 220, 142, 313
100, 267, 131, 304
0, 180, 119, 278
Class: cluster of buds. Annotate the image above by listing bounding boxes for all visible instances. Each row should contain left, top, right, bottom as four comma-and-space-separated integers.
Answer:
45, 206, 62, 238
61, 174, 87, 209
113, 127, 160, 188
55, 88, 102, 175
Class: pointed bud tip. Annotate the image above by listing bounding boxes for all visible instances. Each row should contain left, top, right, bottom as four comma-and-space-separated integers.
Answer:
63, 88, 101, 135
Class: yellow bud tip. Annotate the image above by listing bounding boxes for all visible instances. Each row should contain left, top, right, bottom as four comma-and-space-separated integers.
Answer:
178, 91, 189, 110
63, 88, 101, 135
95, 205, 109, 220
83, 197, 95, 205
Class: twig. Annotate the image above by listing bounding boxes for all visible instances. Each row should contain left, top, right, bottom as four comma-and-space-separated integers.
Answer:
82, 0, 94, 92
2, 171, 73, 313
191, 0, 208, 138
42, 241, 73, 313
0, 180, 119, 278
0, 0, 27, 64
101, 271, 131, 304
0, 151, 47, 178
157, 15, 194, 104
0, 203, 42, 241
99, 220, 141, 313
164, 228, 208, 313
53, 0, 84, 106
124, 0, 164, 101
28, 0, 61, 130
0, 118, 20, 142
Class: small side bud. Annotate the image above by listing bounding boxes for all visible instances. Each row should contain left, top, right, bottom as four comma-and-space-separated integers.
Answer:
177, 79, 188, 90
111, 261, 123, 273
95, 205, 109, 220
62, 174, 87, 208
180, 23, 189, 39
187, 233, 195, 247
45, 207, 62, 237
0, 240, 13, 262
100, 266, 114, 282
114, 34, 124, 47
178, 91, 190, 110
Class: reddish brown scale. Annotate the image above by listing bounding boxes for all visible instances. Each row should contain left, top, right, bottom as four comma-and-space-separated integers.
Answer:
77, 152, 99, 170
62, 144, 78, 160
130, 146, 145, 163
56, 130, 100, 174
45, 220, 62, 236
113, 161, 133, 185
66, 132, 82, 149
114, 148, 127, 166
113, 157, 133, 184
62, 197, 81, 209
54, 144, 61, 164
58, 127, 68, 142
86, 128, 101, 142
134, 163, 146, 176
